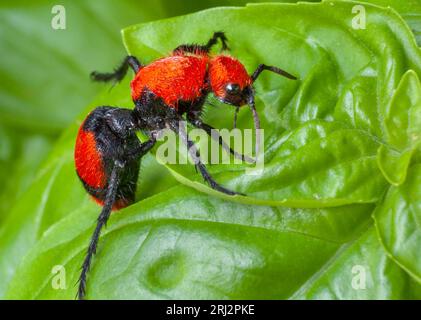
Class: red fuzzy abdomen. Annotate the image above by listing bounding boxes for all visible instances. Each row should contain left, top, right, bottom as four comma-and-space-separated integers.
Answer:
91, 197, 129, 211
74, 127, 106, 189
131, 55, 208, 108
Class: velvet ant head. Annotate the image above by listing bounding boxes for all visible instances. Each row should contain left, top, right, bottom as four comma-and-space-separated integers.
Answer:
208, 54, 263, 155
208, 55, 252, 107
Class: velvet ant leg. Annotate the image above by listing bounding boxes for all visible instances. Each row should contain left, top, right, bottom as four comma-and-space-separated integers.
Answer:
77, 160, 123, 300
187, 117, 254, 163
103, 107, 156, 159
126, 137, 156, 161
91, 56, 141, 83
233, 106, 240, 129
172, 31, 229, 55
251, 64, 297, 82
172, 44, 199, 55
168, 119, 242, 196
205, 31, 229, 51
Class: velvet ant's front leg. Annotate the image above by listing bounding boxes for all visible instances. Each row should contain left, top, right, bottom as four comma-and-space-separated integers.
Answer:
187, 115, 255, 164
167, 118, 243, 196
173, 31, 229, 55
91, 55, 141, 83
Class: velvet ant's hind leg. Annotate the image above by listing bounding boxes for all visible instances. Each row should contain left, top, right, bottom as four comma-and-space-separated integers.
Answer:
172, 31, 229, 55
76, 142, 156, 300
187, 115, 254, 164
90, 56, 141, 83
77, 160, 122, 300
167, 119, 243, 196
77, 139, 155, 300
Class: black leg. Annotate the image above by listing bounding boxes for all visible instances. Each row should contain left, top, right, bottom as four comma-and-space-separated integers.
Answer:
91, 56, 141, 83
168, 119, 242, 196
77, 161, 122, 300
187, 117, 254, 163
126, 138, 156, 161
233, 106, 240, 129
103, 108, 156, 160
251, 64, 297, 82
173, 31, 229, 55
104, 107, 138, 139
204, 31, 229, 51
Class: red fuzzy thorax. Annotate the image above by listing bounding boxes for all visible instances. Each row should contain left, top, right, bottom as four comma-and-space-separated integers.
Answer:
74, 127, 106, 189
209, 55, 251, 98
131, 55, 208, 108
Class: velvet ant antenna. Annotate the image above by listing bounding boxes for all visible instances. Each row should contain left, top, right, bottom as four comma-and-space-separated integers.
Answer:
251, 64, 297, 82
248, 64, 297, 157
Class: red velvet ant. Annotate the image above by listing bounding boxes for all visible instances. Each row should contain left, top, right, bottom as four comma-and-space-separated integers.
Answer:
74, 32, 296, 299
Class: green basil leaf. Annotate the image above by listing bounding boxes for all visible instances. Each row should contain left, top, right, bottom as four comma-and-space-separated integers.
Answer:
350, 0, 421, 46
6, 185, 421, 299
294, 227, 421, 299
162, 120, 386, 206
377, 71, 421, 185
0, 129, 52, 224
4, 185, 374, 299
374, 164, 421, 284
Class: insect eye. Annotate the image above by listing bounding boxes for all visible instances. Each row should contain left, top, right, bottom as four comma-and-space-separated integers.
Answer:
225, 83, 241, 95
